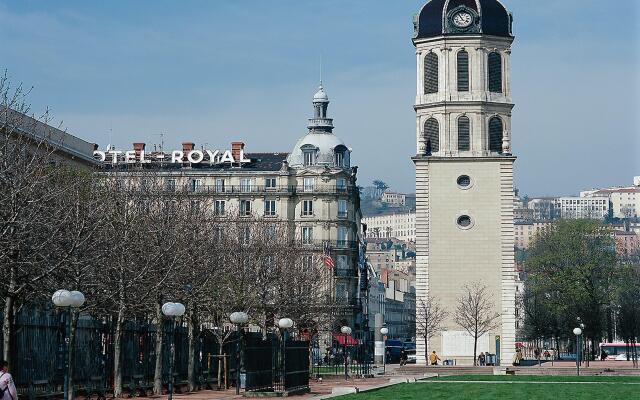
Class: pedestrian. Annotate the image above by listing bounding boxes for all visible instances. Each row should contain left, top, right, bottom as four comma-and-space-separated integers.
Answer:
600, 349, 608, 361
543, 350, 551, 360
0, 360, 18, 400
478, 352, 486, 366
400, 348, 408, 366
429, 351, 441, 366
512, 349, 523, 366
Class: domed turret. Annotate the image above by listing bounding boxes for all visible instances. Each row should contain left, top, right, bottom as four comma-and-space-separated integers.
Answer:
287, 83, 351, 169
413, 0, 512, 40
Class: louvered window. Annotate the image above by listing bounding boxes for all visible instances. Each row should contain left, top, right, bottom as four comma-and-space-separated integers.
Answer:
457, 50, 469, 92
458, 116, 470, 151
424, 118, 439, 154
424, 53, 438, 94
488, 52, 502, 93
489, 116, 503, 153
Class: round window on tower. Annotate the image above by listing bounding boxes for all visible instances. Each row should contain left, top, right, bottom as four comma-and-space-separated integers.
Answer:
456, 214, 474, 230
457, 175, 473, 189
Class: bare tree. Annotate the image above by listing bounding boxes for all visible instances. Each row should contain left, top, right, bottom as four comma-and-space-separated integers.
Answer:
415, 294, 448, 362
454, 283, 500, 366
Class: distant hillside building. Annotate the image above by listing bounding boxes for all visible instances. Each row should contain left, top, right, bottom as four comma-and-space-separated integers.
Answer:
381, 192, 407, 207
363, 212, 416, 243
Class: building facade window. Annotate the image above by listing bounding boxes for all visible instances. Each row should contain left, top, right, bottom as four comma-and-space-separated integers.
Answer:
335, 151, 344, 167
458, 115, 471, 151
488, 52, 503, 93
240, 199, 251, 216
489, 116, 504, 153
302, 200, 314, 216
165, 179, 176, 192
215, 178, 225, 193
338, 199, 347, 218
241, 226, 251, 245
302, 227, 313, 244
264, 199, 276, 216
337, 226, 347, 245
265, 177, 276, 189
303, 150, 315, 166
303, 177, 315, 192
214, 200, 226, 216
337, 255, 348, 271
457, 50, 469, 92
424, 118, 439, 154
191, 179, 202, 192
424, 52, 439, 94
240, 178, 252, 193
336, 178, 346, 190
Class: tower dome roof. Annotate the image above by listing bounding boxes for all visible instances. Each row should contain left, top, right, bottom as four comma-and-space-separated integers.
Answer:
287, 133, 349, 168
414, 0, 512, 40
313, 84, 329, 102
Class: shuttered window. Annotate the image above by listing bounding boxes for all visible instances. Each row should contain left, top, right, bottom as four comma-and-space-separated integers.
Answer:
424, 53, 439, 94
489, 116, 503, 153
458, 116, 470, 151
457, 50, 469, 92
424, 118, 439, 154
488, 52, 502, 93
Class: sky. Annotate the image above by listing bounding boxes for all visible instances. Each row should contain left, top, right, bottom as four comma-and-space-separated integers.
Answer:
0, 0, 638, 196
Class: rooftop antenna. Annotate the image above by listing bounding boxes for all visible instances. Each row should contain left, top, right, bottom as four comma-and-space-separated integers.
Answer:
319, 54, 323, 86
152, 133, 165, 152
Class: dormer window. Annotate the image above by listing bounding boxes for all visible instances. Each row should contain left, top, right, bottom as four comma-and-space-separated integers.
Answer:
334, 145, 349, 168
301, 144, 318, 166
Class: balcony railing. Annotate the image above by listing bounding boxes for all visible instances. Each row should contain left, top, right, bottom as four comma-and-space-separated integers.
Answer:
299, 239, 359, 250
156, 184, 357, 196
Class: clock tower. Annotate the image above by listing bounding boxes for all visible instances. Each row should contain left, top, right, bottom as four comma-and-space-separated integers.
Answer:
412, 0, 516, 365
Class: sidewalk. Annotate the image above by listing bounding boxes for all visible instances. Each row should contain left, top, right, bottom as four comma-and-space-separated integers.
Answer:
135, 376, 394, 399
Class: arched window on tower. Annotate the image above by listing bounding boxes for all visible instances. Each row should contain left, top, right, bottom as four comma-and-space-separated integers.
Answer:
424, 52, 439, 94
457, 50, 469, 92
424, 118, 439, 154
489, 116, 503, 153
488, 52, 502, 93
458, 116, 470, 151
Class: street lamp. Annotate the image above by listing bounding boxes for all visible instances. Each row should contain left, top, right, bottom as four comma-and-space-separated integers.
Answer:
162, 302, 185, 400
573, 327, 582, 376
380, 327, 389, 375
278, 318, 293, 391
52, 290, 85, 400
341, 326, 352, 381
230, 312, 249, 395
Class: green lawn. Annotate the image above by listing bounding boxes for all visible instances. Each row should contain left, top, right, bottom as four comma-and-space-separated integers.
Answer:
433, 375, 640, 383
336, 376, 640, 400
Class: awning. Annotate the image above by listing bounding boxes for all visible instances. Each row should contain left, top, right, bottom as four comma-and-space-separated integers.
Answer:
333, 333, 359, 346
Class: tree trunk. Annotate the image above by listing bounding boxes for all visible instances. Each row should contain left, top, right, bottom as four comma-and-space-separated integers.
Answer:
424, 336, 428, 365
473, 338, 478, 366
153, 302, 164, 396
2, 268, 16, 366
2, 294, 14, 366
68, 310, 79, 400
217, 340, 223, 390
113, 307, 125, 398
187, 308, 196, 392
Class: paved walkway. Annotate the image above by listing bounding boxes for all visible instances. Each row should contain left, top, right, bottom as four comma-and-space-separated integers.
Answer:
133, 376, 393, 399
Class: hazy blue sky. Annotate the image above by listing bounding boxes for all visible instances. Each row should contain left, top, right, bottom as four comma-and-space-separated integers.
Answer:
1, 0, 638, 196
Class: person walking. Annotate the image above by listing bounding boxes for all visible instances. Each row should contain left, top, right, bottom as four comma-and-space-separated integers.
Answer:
400, 349, 408, 366
0, 360, 18, 400
429, 351, 441, 366
478, 352, 486, 366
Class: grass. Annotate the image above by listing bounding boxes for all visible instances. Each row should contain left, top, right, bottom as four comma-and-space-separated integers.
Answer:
335, 375, 640, 400
433, 374, 640, 383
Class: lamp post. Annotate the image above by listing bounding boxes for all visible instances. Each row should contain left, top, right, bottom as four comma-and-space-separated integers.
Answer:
380, 327, 389, 375
52, 290, 85, 400
278, 318, 293, 391
162, 302, 186, 400
573, 327, 582, 376
341, 326, 352, 381
230, 312, 249, 395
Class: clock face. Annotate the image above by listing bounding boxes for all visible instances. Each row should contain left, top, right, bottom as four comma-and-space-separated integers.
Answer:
453, 11, 473, 28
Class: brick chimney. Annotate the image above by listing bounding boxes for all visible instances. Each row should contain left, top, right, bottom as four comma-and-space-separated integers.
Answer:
231, 141, 245, 162
133, 142, 145, 161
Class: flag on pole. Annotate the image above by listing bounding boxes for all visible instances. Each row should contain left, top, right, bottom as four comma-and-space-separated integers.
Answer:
322, 241, 335, 269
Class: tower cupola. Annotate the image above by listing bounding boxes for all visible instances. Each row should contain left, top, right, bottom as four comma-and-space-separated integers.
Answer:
308, 82, 334, 133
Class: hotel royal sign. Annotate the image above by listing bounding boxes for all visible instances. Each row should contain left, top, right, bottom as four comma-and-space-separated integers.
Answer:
93, 148, 251, 165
